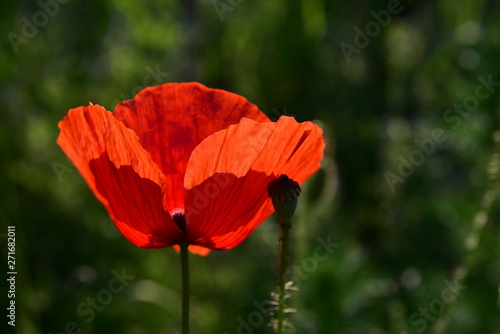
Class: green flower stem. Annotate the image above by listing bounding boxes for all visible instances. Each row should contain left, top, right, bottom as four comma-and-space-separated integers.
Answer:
180, 242, 190, 334
277, 220, 291, 334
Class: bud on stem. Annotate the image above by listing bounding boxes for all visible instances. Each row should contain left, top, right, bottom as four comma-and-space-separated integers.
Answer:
267, 174, 301, 334
267, 174, 301, 222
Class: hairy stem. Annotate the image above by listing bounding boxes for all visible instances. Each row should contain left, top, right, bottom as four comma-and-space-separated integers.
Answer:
277, 220, 291, 334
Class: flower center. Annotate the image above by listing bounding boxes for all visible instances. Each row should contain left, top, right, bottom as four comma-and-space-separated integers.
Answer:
172, 211, 187, 235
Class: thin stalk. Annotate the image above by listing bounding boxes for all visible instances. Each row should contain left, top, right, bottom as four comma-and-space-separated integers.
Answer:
277, 220, 291, 334
180, 242, 190, 334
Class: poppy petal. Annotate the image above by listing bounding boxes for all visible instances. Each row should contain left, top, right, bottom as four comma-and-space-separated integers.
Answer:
184, 116, 325, 250
113, 82, 270, 214
184, 171, 276, 250
57, 105, 183, 248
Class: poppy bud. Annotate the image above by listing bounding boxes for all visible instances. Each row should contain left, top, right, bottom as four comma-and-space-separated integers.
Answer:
267, 174, 301, 222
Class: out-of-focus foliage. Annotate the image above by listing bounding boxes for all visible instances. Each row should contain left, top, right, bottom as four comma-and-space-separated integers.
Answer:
1, 0, 500, 333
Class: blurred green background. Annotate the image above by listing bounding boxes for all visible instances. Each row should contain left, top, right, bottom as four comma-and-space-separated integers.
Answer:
2, 0, 500, 333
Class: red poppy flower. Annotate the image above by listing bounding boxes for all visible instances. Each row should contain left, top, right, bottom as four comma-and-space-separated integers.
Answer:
57, 82, 324, 255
